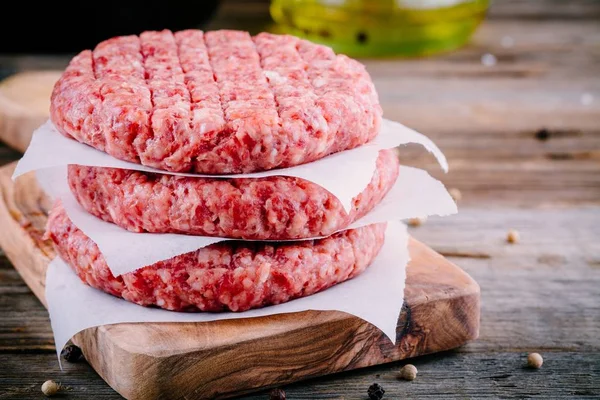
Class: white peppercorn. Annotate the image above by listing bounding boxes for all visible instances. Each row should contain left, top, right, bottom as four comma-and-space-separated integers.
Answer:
399, 364, 418, 380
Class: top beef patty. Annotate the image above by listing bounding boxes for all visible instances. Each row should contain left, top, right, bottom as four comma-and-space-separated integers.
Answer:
50, 29, 382, 174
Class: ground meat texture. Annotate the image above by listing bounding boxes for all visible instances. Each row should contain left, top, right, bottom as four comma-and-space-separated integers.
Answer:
46, 202, 386, 312
67, 149, 398, 240
50, 29, 382, 174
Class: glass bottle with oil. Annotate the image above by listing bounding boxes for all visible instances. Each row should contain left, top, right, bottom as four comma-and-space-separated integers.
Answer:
270, 0, 490, 57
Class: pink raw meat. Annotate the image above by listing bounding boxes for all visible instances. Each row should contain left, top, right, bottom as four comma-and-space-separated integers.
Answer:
46, 202, 386, 312
50, 30, 382, 174
67, 149, 398, 239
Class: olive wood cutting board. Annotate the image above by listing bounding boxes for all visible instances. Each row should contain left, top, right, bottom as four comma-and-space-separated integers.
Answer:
0, 162, 479, 399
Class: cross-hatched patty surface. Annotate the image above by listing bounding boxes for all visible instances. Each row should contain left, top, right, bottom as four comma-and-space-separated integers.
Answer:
50, 29, 382, 174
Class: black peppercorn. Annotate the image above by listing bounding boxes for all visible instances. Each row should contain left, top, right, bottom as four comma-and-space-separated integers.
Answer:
367, 383, 385, 400
535, 128, 550, 141
269, 388, 286, 400
60, 344, 83, 362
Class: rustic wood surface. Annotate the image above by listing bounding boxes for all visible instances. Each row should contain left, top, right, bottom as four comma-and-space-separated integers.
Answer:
0, 71, 61, 152
0, 164, 479, 400
0, 0, 599, 398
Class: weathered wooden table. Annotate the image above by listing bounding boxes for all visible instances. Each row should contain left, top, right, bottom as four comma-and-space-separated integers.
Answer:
1, 0, 599, 398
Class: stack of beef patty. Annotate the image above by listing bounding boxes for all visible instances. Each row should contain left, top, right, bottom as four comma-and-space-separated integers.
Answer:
45, 29, 400, 312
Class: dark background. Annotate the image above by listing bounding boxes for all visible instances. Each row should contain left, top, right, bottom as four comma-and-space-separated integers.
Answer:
0, 0, 221, 53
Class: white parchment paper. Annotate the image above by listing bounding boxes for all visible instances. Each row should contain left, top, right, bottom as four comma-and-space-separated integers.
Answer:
36, 165, 456, 277
46, 220, 409, 362
15, 119, 448, 211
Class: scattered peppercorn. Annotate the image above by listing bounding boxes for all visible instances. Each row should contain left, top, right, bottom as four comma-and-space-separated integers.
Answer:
481, 53, 497, 67
399, 364, 418, 381
408, 217, 427, 227
269, 388, 286, 400
61, 344, 83, 362
535, 129, 550, 141
507, 229, 520, 244
527, 352, 543, 369
367, 383, 385, 400
449, 188, 462, 202
41, 380, 60, 397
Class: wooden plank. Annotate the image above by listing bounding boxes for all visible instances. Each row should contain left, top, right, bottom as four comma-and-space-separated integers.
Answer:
486, 0, 600, 20
0, 251, 55, 352
411, 208, 600, 353
0, 162, 479, 399
244, 351, 600, 399
0, 71, 60, 152
0, 351, 598, 399
0, 353, 122, 399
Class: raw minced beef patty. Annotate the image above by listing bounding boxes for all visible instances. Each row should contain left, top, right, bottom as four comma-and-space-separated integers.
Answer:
67, 149, 399, 240
46, 202, 387, 312
50, 29, 382, 174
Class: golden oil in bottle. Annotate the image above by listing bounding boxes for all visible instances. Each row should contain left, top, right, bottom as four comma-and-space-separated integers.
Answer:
270, 0, 490, 57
